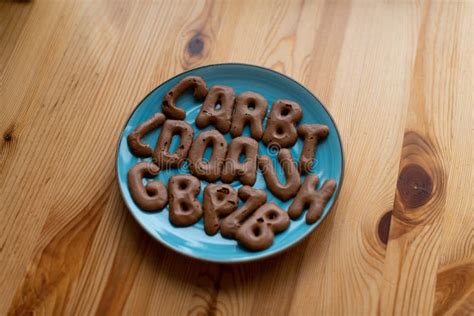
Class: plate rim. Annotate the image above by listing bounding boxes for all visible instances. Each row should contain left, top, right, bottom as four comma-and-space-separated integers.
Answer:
115, 62, 345, 263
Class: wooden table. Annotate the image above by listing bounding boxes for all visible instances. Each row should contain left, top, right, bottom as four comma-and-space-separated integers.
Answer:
1, 1, 473, 315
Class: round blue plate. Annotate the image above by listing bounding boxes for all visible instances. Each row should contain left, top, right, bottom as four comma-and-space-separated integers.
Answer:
116, 63, 344, 263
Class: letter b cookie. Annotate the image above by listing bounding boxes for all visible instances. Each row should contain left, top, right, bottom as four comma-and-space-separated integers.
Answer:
235, 203, 290, 251
262, 100, 302, 148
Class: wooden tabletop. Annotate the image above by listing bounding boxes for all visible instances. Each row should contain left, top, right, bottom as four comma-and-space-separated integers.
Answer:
1, 1, 473, 315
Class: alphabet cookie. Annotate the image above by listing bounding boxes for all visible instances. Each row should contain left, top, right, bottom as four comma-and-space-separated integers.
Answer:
127, 113, 166, 157
202, 184, 238, 236
162, 76, 208, 120
153, 120, 194, 169
168, 175, 203, 226
235, 203, 290, 251
220, 186, 267, 239
196, 85, 235, 133
221, 136, 259, 186
288, 175, 336, 224
262, 100, 302, 148
297, 124, 329, 173
188, 130, 227, 182
230, 92, 268, 140
258, 148, 301, 201
124, 76, 341, 254
128, 162, 168, 211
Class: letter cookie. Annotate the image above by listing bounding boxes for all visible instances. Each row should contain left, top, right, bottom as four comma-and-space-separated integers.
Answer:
230, 92, 268, 140
196, 85, 235, 133
220, 186, 267, 239
127, 113, 166, 157
235, 203, 290, 251
168, 175, 203, 226
202, 184, 238, 236
188, 130, 227, 182
297, 124, 329, 173
288, 175, 337, 224
221, 136, 258, 186
128, 162, 168, 211
258, 149, 301, 201
153, 120, 194, 169
162, 76, 208, 120
262, 100, 302, 148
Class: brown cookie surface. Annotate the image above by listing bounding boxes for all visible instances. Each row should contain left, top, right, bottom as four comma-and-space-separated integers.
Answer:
196, 85, 235, 133
258, 148, 301, 201
221, 136, 259, 186
202, 184, 238, 236
188, 130, 227, 182
235, 202, 290, 251
153, 120, 194, 169
288, 175, 336, 224
127, 113, 166, 157
297, 124, 329, 173
162, 76, 208, 120
262, 99, 302, 148
220, 186, 267, 239
128, 162, 168, 211
230, 92, 268, 140
168, 175, 202, 227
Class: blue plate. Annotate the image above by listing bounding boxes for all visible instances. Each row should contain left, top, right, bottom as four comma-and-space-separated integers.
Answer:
116, 63, 344, 263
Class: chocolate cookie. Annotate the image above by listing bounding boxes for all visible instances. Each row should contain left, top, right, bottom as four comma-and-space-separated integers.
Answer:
288, 175, 336, 224
188, 130, 227, 182
235, 202, 290, 251
128, 162, 168, 211
127, 113, 166, 157
195, 85, 236, 133
221, 136, 259, 186
153, 120, 194, 169
262, 99, 302, 148
258, 148, 301, 201
230, 92, 268, 140
168, 175, 202, 226
220, 185, 267, 239
202, 184, 238, 236
162, 76, 208, 120
297, 124, 329, 173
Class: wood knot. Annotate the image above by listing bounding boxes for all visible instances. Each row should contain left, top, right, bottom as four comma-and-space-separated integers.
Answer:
3, 124, 15, 143
377, 211, 392, 245
187, 33, 204, 56
3, 132, 12, 142
397, 164, 433, 208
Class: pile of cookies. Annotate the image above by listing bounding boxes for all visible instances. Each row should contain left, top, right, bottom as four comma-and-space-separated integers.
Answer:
126, 75, 336, 251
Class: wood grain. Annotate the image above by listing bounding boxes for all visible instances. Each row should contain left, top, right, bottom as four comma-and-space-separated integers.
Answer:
1, 0, 472, 315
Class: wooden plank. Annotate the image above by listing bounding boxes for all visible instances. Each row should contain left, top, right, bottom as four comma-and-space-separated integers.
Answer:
0, 0, 472, 315
2, 0, 138, 313
0, 1, 33, 77
433, 2, 474, 314
380, 1, 473, 315
288, 2, 418, 314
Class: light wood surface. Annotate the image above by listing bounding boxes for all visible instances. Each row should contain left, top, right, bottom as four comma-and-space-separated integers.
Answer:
1, 0, 473, 315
